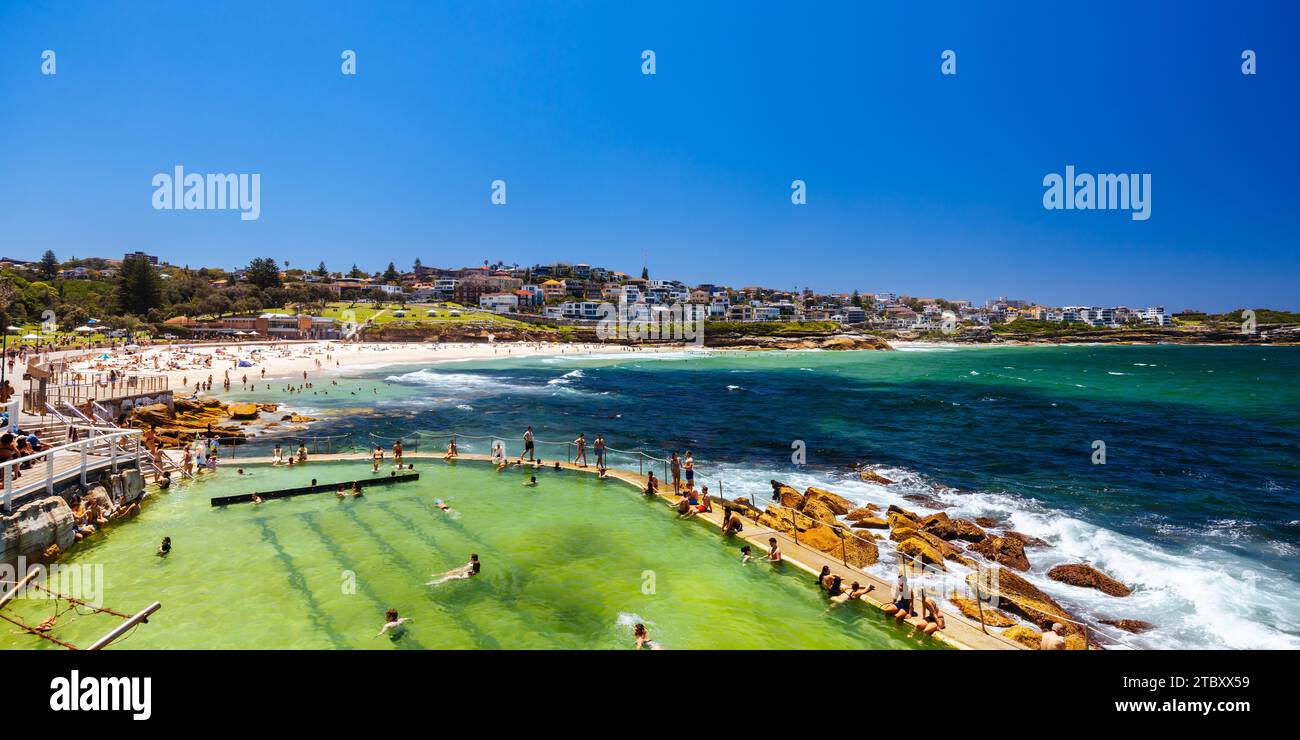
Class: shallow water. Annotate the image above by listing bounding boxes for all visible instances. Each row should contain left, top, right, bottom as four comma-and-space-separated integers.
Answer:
0, 461, 939, 650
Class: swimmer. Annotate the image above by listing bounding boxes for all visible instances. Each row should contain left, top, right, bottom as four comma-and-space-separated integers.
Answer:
427, 554, 480, 586
633, 623, 661, 650
156, 536, 171, 557
766, 538, 782, 563
740, 545, 753, 564
524, 476, 537, 487
827, 581, 875, 611
376, 608, 413, 638
251, 492, 263, 505
434, 498, 456, 515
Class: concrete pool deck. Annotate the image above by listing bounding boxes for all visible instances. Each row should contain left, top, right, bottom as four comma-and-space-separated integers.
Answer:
182, 449, 1027, 650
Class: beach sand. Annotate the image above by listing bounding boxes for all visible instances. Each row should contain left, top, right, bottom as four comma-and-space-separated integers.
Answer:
65, 340, 698, 390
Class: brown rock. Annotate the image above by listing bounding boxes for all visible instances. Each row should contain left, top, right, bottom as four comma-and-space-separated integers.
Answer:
897, 537, 947, 571
227, 403, 262, 420
850, 516, 889, 529
1099, 618, 1154, 634
949, 596, 1016, 627
769, 480, 804, 509
1003, 530, 1050, 548
975, 516, 999, 528
1003, 625, 1043, 649
803, 487, 853, 516
970, 536, 1031, 571
800, 498, 840, 526
844, 505, 880, 521
887, 511, 921, 531
858, 469, 895, 485
1047, 563, 1132, 597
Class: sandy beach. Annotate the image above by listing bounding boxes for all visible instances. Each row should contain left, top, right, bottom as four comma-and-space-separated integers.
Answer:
61, 340, 700, 390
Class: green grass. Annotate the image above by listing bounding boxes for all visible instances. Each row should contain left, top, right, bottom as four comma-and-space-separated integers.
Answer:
704, 320, 840, 336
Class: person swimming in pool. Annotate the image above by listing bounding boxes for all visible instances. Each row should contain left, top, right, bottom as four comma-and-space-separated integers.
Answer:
427, 554, 480, 586
156, 536, 171, 557
376, 608, 413, 638
633, 623, 661, 650
524, 476, 537, 487
740, 545, 753, 564
434, 498, 457, 515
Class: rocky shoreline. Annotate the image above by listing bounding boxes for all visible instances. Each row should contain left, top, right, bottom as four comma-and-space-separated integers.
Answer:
721, 471, 1138, 649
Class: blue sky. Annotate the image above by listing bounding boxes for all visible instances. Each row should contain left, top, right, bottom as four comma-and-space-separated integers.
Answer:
1, 0, 1297, 311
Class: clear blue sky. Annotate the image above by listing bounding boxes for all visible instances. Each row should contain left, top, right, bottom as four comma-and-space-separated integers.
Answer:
1, 0, 1297, 311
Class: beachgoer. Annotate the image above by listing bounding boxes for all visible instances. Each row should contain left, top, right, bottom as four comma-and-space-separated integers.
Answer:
683, 450, 694, 490
669, 452, 682, 491
156, 536, 171, 557
524, 476, 537, 487
766, 538, 782, 563
740, 545, 753, 564
828, 581, 874, 611
522, 426, 535, 462
574, 433, 587, 467
645, 471, 658, 496
427, 554, 480, 586
377, 608, 413, 638
1041, 622, 1067, 650
393, 439, 403, 467
594, 435, 606, 468
372, 445, 383, 472
633, 623, 661, 650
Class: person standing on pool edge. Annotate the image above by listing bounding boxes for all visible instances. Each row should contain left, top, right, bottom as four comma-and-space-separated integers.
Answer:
669, 452, 682, 492
683, 450, 695, 491
392, 439, 403, 467
522, 426, 535, 462
574, 433, 588, 467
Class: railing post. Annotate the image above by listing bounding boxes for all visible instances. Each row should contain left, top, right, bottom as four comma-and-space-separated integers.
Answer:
46, 452, 54, 496
80, 442, 88, 486
973, 563, 988, 634
2, 466, 11, 513
789, 508, 798, 545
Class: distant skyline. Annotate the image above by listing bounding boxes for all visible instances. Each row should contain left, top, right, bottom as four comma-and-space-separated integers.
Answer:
2, 1, 1298, 311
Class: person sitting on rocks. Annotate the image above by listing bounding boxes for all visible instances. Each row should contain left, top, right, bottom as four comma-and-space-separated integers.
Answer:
1041, 622, 1067, 650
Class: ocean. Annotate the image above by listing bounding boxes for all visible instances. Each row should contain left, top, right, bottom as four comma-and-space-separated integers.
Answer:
230, 343, 1300, 649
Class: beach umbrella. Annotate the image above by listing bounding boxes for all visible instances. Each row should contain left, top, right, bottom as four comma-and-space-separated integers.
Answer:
75, 326, 94, 333
22, 333, 40, 340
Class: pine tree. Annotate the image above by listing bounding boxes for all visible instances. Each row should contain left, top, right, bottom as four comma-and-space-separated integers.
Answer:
38, 250, 59, 279
117, 255, 161, 315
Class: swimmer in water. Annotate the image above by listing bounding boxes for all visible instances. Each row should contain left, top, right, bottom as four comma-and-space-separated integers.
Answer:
156, 536, 171, 557
434, 498, 456, 515
524, 476, 537, 487
427, 554, 480, 586
740, 545, 753, 564
251, 492, 263, 505
633, 623, 661, 650
376, 608, 413, 638
826, 581, 875, 611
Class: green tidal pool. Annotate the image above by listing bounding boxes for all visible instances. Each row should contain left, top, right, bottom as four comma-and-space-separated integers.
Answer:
1, 461, 943, 650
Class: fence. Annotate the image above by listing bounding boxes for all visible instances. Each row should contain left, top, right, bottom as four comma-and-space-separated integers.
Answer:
23, 371, 170, 414
2, 427, 144, 512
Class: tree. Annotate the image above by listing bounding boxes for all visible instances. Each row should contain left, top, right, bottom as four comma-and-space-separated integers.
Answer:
349, 264, 366, 278
245, 257, 282, 289
38, 250, 59, 279
383, 262, 400, 283
314, 261, 329, 277
413, 258, 422, 273
641, 266, 649, 280
117, 255, 162, 316
851, 289, 862, 307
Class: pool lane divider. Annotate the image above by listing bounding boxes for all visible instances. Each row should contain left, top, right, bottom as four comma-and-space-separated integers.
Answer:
210, 472, 420, 506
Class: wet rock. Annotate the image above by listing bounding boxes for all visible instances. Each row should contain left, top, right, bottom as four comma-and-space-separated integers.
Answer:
1099, 618, 1154, 634
858, 469, 895, 485
1002, 530, 1050, 548
850, 516, 889, 529
1047, 563, 1133, 597
902, 493, 951, 510
887, 511, 922, 531
970, 535, 1031, 571
800, 498, 840, 526
975, 516, 999, 528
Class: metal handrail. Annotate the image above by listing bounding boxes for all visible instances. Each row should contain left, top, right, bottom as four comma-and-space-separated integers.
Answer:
2, 428, 143, 512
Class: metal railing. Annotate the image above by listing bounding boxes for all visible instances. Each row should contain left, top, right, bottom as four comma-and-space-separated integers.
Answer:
2, 427, 143, 512
23, 371, 170, 414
